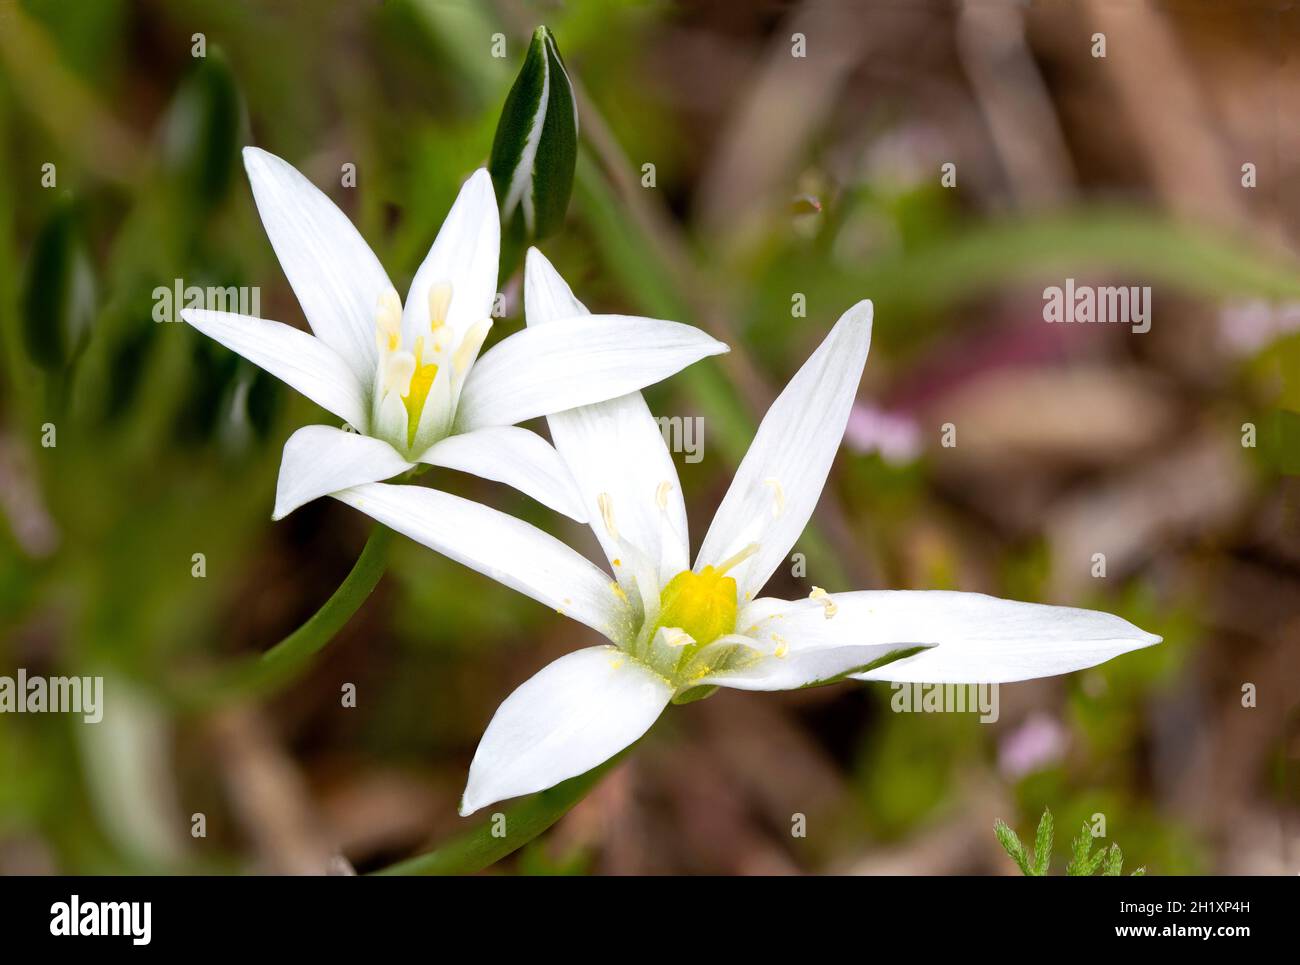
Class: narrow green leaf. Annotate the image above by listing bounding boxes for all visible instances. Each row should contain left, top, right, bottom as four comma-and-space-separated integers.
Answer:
159, 49, 243, 216
1033, 808, 1054, 876
21, 198, 95, 374
1084, 842, 1109, 876
994, 820, 1032, 875
1103, 844, 1124, 876
1066, 824, 1093, 876
489, 25, 577, 274
373, 748, 627, 875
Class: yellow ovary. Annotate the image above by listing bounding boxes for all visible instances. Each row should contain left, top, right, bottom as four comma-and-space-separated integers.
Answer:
654, 566, 738, 650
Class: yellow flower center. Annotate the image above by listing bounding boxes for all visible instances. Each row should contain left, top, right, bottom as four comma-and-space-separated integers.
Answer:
401, 335, 439, 449
654, 565, 738, 649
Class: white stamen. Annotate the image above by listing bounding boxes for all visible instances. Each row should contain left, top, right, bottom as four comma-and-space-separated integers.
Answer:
661, 627, 694, 649
381, 352, 416, 396
427, 281, 452, 330
375, 288, 403, 352
453, 319, 492, 374
715, 542, 759, 575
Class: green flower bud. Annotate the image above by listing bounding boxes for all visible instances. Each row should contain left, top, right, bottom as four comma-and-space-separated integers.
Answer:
489, 26, 577, 274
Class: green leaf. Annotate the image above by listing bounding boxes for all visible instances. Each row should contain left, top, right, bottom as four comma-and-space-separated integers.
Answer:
1066, 824, 1094, 876
1084, 842, 1109, 876
373, 748, 627, 875
488, 25, 577, 274
994, 820, 1032, 875
21, 198, 95, 374
1033, 808, 1054, 876
1103, 844, 1124, 876
158, 49, 243, 217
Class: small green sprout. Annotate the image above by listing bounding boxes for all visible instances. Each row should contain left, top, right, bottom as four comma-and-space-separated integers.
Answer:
995, 808, 1146, 876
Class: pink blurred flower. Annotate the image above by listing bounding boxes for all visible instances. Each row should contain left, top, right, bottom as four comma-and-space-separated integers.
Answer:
1219, 300, 1300, 356
998, 712, 1068, 779
843, 403, 921, 465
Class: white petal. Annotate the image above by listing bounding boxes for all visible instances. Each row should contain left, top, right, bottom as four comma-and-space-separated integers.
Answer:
402, 168, 499, 351
273, 426, 413, 520
460, 646, 671, 815
243, 147, 391, 386
522, 246, 586, 326
454, 314, 729, 432
795, 590, 1164, 684
181, 308, 368, 429
415, 425, 588, 522
523, 248, 690, 581
551, 396, 690, 581
333, 482, 629, 641
690, 597, 912, 691
696, 301, 872, 600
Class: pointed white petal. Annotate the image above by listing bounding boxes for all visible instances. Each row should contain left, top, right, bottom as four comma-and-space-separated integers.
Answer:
402, 169, 499, 350
551, 396, 690, 581
333, 482, 629, 641
780, 590, 1166, 684
273, 426, 413, 520
690, 597, 913, 691
181, 308, 368, 429
523, 248, 690, 581
460, 646, 671, 815
243, 147, 391, 386
454, 314, 729, 432
416, 425, 588, 522
522, 246, 586, 326
696, 301, 872, 601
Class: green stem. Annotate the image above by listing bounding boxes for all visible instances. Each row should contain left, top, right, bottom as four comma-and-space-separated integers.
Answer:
372, 751, 626, 875
178, 525, 392, 709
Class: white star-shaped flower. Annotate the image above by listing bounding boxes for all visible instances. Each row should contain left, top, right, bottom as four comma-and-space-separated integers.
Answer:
335, 251, 1161, 816
182, 148, 727, 520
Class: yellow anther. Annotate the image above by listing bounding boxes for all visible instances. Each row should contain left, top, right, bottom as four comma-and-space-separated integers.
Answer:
656, 480, 673, 510
597, 493, 620, 541
610, 581, 628, 604
764, 477, 786, 518
427, 282, 452, 330
772, 633, 789, 658
809, 586, 838, 619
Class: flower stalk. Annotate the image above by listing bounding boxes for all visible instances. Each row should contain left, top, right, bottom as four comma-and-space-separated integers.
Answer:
372, 749, 626, 876
179, 524, 391, 709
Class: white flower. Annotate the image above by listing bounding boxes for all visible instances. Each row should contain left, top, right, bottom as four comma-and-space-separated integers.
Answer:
181, 148, 728, 520
334, 252, 1162, 816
